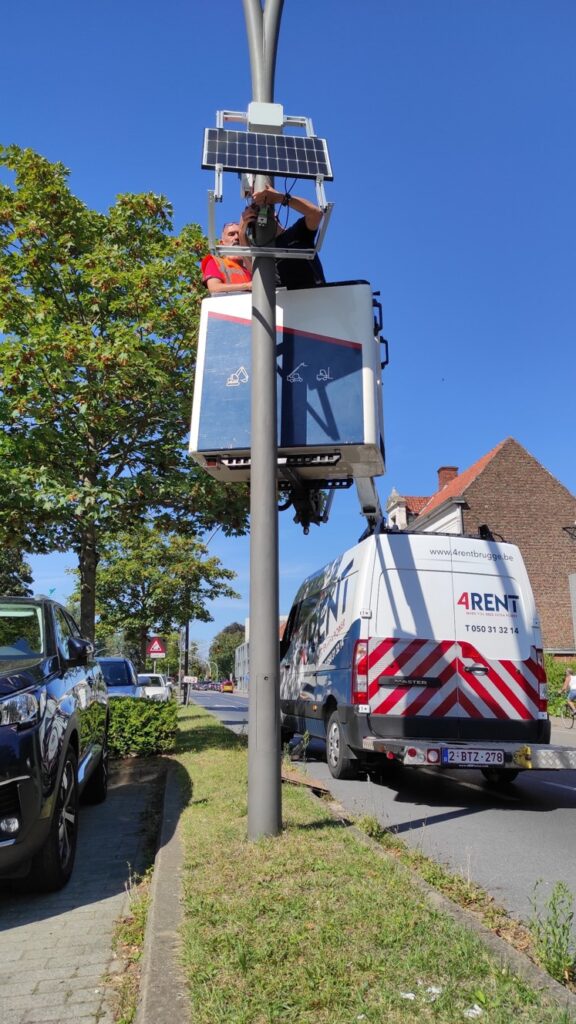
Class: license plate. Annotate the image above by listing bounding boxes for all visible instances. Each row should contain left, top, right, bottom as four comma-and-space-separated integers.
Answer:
441, 747, 505, 767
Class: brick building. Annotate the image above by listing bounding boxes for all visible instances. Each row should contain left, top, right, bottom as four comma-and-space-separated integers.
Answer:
386, 438, 576, 652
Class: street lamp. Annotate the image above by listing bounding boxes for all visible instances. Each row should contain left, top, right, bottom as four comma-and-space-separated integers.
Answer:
198, 0, 333, 840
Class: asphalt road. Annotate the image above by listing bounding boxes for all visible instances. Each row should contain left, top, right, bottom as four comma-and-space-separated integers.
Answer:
192, 690, 576, 936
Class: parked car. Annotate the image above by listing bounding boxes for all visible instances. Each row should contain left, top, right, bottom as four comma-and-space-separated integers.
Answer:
98, 656, 143, 698
0, 596, 109, 891
220, 680, 234, 693
137, 673, 171, 701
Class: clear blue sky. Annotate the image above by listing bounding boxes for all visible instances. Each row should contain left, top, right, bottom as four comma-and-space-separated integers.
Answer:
4, 0, 575, 648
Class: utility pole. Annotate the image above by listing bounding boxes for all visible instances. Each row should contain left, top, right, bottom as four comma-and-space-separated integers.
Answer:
243, 0, 284, 839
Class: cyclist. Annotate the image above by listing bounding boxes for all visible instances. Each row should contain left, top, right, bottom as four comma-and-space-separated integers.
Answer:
561, 667, 576, 715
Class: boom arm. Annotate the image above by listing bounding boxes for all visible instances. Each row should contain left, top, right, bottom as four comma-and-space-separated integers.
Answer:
356, 477, 384, 538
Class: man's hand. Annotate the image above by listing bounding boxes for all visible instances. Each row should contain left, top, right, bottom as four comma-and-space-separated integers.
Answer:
251, 187, 323, 231
251, 186, 284, 206
239, 204, 258, 246
206, 278, 252, 296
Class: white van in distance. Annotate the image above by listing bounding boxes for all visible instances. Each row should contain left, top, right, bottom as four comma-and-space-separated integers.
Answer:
279, 531, 566, 784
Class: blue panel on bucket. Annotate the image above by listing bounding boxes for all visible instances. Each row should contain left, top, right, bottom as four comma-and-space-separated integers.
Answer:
197, 314, 364, 452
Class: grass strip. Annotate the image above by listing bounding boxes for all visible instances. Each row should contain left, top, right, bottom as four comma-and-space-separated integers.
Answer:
175, 706, 573, 1024
108, 868, 152, 1024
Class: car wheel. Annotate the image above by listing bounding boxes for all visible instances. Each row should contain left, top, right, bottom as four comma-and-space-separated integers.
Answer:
29, 749, 79, 892
83, 733, 109, 805
481, 767, 520, 786
326, 710, 356, 780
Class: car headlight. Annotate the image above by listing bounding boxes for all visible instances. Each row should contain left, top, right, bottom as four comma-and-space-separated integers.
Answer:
0, 691, 41, 726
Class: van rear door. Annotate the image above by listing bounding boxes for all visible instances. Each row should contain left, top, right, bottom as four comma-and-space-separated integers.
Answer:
368, 536, 460, 739
452, 542, 546, 741
368, 536, 547, 742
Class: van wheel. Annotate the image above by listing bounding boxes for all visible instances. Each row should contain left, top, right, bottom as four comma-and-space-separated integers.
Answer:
280, 714, 294, 748
29, 749, 79, 892
481, 767, 519, 786
326, 711, 356, 780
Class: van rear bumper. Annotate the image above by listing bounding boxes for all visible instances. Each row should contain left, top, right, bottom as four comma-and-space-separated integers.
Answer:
339, 705, 551, 749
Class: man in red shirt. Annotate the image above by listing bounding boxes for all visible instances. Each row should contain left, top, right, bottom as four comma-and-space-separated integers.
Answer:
239, 186, 325, 290
201, 222, 252, 295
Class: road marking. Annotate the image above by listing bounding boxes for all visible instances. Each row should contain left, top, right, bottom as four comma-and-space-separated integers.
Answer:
538, 780, 576, 792
419, 768, 519, 801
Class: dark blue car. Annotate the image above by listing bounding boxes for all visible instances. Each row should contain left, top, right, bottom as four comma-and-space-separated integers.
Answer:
0, 596, 109, 891
98, 656, 143, 698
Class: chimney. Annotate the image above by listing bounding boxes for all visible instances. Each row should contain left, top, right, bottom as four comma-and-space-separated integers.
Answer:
437, 466, 458, 490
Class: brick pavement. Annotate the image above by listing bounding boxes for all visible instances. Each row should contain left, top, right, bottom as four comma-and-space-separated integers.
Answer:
0, 759, 165, 1024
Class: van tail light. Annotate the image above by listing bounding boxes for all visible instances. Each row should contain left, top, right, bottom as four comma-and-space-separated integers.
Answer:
352, 640, 369, 704
534, 647, 548, 713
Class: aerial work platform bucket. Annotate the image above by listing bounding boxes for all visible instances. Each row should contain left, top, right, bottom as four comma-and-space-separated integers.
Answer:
189, 281, 386, 484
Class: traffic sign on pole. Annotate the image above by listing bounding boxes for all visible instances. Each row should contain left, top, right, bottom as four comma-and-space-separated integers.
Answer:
146, 637, 166, 659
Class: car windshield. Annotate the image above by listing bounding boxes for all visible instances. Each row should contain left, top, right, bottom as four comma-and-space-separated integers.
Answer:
0, 602, 44, 669
99, 661, 131, 686
138, 674, 163, 686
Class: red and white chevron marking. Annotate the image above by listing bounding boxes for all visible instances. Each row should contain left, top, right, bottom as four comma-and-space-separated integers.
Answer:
367, 637, 543, 720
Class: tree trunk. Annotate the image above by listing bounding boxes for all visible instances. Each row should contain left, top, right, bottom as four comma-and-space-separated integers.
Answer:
79, 525, 98, 643
139, 628, 148, 671
184, 617, 190, 677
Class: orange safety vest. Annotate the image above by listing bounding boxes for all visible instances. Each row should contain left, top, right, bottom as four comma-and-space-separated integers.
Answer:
201, 254, 251, 285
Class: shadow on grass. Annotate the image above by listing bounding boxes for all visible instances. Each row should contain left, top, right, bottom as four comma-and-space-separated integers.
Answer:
288, 816, 353, 832
169, 758, 194, 809
176, 709, 248, 756
176, 726, 247, 754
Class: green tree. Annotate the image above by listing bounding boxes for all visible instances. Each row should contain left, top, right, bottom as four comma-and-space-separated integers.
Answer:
89, 526, 239, 668
187, 640, 208, 679
0, 145, 248, 640
0, 546, 33, 596
209, 622, 245, 679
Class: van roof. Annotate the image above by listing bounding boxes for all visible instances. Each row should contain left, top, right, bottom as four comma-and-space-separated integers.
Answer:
293, 531, 524, 601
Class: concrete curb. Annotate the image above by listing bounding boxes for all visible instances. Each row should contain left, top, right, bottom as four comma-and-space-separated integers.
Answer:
135, 760, 190, 1024
319, 794, 576, 1020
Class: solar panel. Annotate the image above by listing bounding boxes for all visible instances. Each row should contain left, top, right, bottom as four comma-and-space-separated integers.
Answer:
202, 129, 333, 181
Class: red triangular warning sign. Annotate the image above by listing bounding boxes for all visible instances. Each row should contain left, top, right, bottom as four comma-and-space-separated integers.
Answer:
147, 637, 166, 655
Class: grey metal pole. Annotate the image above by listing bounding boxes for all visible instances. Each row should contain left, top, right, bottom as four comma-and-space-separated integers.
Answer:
243, 0, 284, 839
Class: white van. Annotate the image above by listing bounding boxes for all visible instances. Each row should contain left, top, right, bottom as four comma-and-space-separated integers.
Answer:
279, 532, 552, 783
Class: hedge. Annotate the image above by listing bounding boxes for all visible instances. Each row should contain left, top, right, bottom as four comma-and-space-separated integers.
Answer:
545, 654, 576, 716
108, 696, 178, 757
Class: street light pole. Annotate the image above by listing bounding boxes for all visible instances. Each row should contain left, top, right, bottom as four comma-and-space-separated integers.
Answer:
243, 0, 284, 840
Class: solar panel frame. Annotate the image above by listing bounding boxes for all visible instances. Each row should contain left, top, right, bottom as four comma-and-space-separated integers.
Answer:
202, 128, 333, 181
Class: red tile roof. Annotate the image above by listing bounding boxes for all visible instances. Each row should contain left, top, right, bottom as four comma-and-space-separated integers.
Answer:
405, 497, 430, 514
418, 439, 508, 518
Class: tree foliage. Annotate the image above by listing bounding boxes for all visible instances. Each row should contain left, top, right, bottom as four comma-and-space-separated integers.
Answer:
186, 640, 209, 679
209, 622, 245, 679
0, 145, 248, 638
89, 526, 239, 668
0, 546, 33, 596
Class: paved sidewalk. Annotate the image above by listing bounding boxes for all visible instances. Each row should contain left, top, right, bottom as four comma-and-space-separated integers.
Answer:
550, 715, 576, 748
0, 759, 165, 1024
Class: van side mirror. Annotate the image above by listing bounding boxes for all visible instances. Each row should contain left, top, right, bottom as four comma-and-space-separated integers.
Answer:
67, 636, 93, 665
